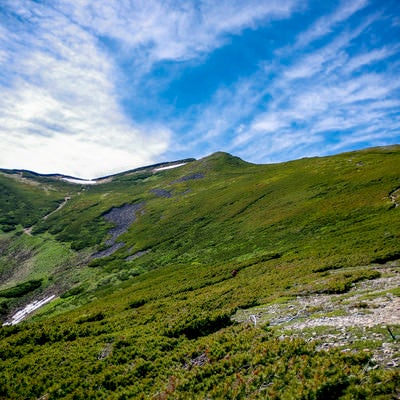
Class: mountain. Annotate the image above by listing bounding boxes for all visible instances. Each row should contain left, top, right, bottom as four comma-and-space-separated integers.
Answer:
0, 146, 399, 398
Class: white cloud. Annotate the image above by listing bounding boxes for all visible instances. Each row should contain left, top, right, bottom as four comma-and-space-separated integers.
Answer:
1, 131, 169, 179
342, 47, 399, 73
0, 0, 303, 176
1, 0, 398, 176
252, 115, 288, 133
283, 14, 379, 81
58, 0, 300, 63
225, 5, 400, 163
171, 2, 399, 164
174, 76, 268, 158
293, 0, 369, 49
0, 0, 173, 178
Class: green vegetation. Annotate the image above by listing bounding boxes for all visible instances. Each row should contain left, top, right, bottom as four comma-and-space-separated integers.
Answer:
0, 279, 42, 298
0, 146, 399, 398
0, 170, 78, 231
304, 269, 382, 295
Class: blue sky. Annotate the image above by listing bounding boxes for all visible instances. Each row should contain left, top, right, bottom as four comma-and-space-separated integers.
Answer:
0, 0, 399, 178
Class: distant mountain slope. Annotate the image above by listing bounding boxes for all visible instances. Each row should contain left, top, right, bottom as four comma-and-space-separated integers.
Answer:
0, 146, 399, 398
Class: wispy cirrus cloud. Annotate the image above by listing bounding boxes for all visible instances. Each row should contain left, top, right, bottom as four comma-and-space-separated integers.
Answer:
184, 0, 400, 163
0, 0, 301, 177
0, 0, 172, 177
1, 0, 399, 176
292, 0, 369, 49
60, 0, 300, 63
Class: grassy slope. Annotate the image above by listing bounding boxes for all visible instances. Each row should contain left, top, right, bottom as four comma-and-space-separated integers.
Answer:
0, 170, 76, 231
0, 146, 399, 398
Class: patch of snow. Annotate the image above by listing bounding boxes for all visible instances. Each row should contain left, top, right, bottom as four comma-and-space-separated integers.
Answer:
62, 178, 98, 185
3, 295, 56, 326
153, 163, 186, 171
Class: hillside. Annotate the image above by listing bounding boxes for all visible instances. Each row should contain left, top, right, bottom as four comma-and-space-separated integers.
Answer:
0, 146, 399, 398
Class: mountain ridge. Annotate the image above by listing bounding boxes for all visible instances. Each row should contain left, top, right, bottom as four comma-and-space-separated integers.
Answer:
1, 144, 399, 182
0, 157, 197, 183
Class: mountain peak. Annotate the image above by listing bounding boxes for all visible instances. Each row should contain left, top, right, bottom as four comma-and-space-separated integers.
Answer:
198, 151, 249, 169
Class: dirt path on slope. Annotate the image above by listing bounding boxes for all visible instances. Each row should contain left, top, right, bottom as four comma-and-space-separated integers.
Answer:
43, 196, 71, 220
23, 196, 72, 236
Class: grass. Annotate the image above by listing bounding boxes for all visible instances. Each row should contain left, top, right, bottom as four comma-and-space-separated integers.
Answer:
0, 146, 399, 398
0, 279, 42, 298
0, 233, 79, 289
0, 170, 78, 231
389, 287, 400, 296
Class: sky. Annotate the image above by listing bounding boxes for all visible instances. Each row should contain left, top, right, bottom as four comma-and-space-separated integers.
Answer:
0, 0, 399, 179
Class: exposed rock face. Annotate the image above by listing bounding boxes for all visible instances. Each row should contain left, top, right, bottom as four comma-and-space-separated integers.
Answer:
150, 189, 173, 198
233, 264, 400, 367
173, 173, 204, 183
126, 250, 150, 261
92, 202, 144, 258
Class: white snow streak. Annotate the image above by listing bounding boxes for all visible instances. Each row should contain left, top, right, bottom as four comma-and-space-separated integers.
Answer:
62, 177, 98, 185
3, 295, 56, 326
153, 163, 187, 171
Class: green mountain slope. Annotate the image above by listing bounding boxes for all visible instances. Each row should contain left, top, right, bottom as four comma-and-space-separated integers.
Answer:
0, 146, 399, 398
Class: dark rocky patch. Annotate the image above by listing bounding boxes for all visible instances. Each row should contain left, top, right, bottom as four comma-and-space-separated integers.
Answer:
126, 249, 150, 261
173, 173, 204, 183
92, 242, 125, 259
150, 189, 173, 198
92, 202, 144, 258
103, 203, 144, 245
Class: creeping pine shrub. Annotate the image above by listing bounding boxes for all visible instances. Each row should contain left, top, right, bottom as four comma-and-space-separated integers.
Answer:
314, 269, 381, 294
0, 279, 42, 298
371, 250, 400, 264
60, 285, 86, 298
166, 312, 233, 339
128, 299, 146, 309
76, 311, 105, 324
